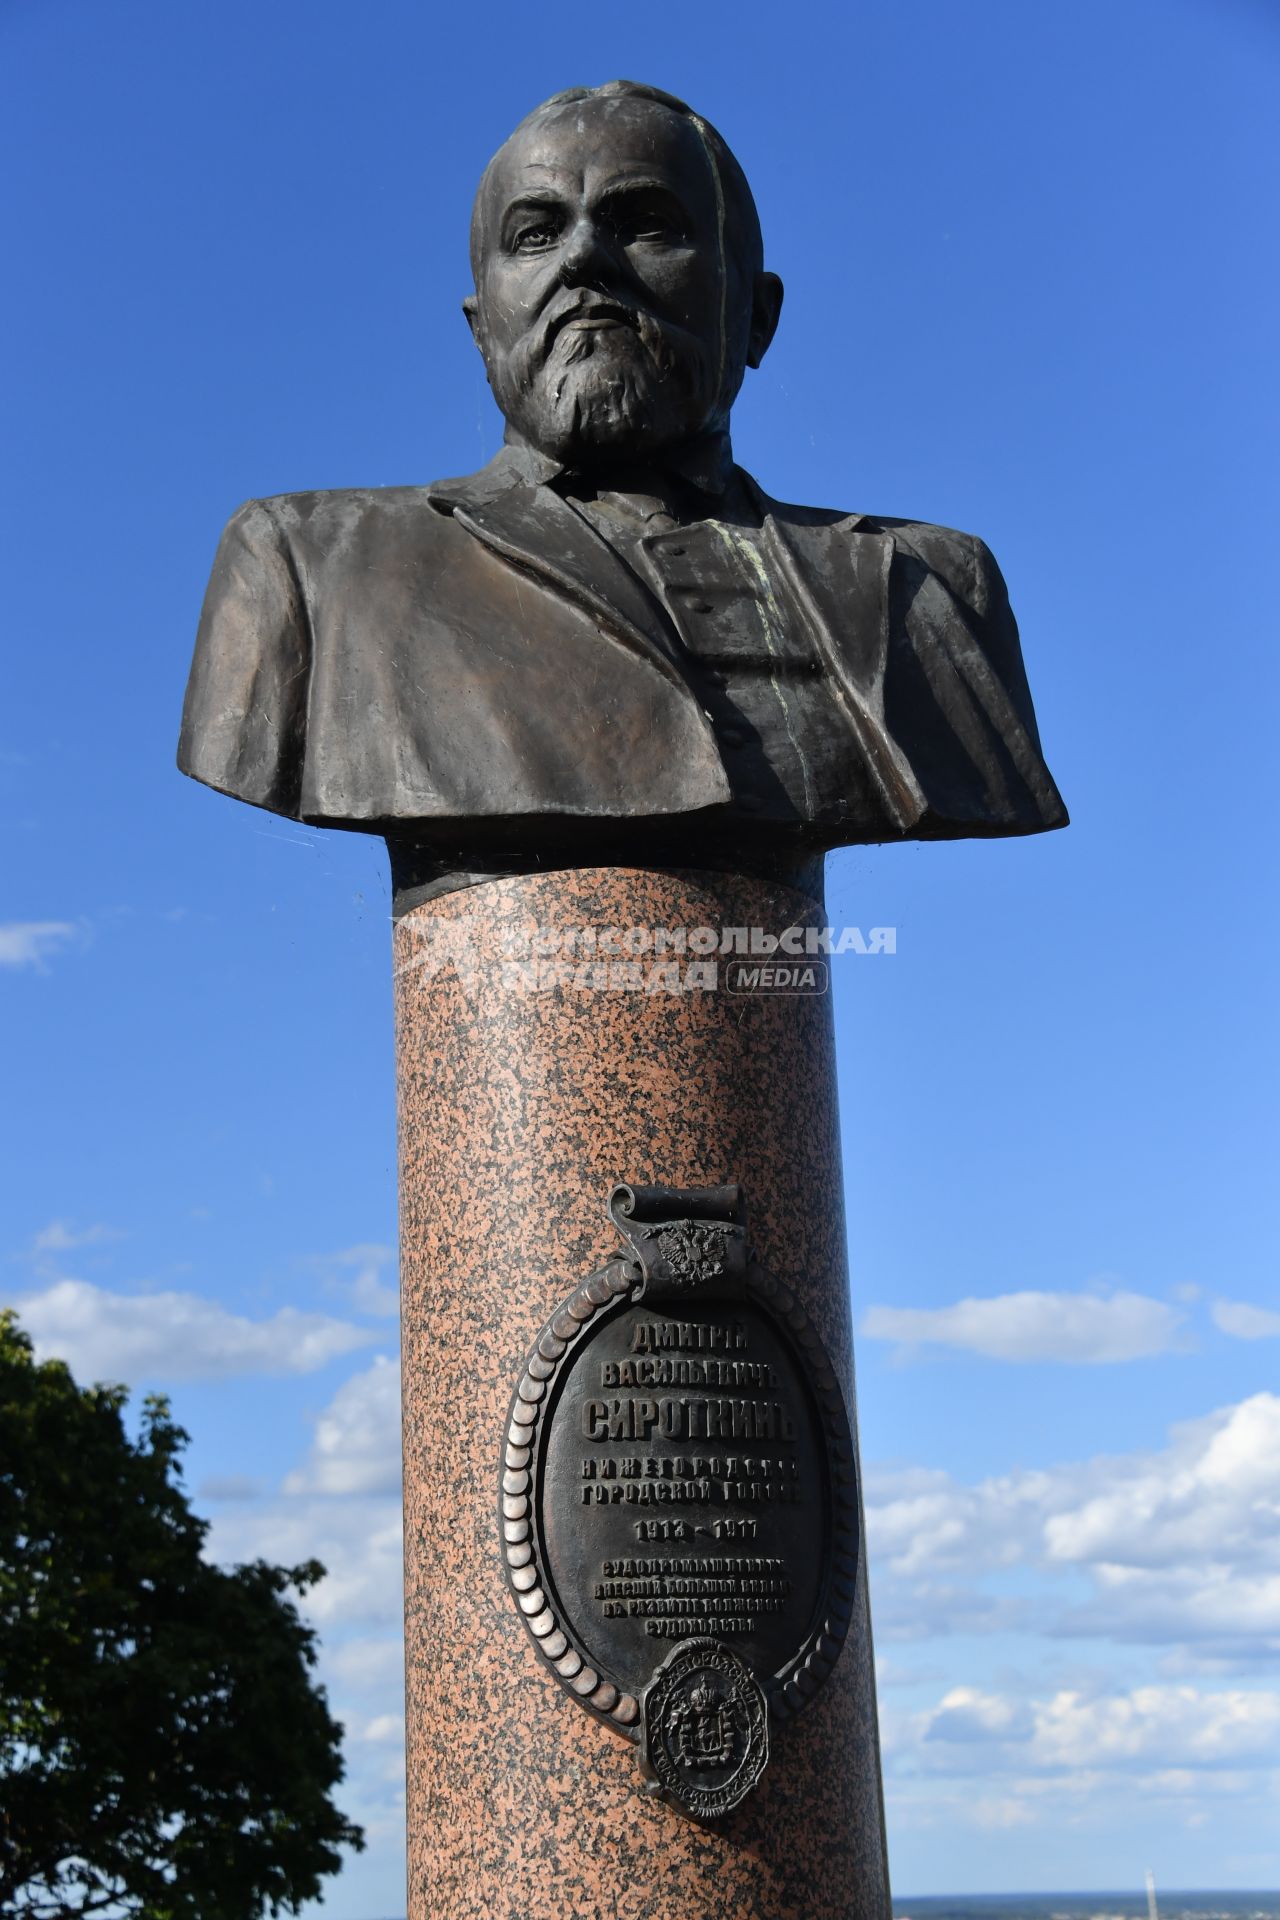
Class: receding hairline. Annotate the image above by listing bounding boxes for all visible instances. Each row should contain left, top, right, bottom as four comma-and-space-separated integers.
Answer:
469, 81, 764, 281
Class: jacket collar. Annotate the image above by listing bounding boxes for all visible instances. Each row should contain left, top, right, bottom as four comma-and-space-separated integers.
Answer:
426, 442, 864, 532
425, 450, 919, 827
493, 429, 735, 500
427, 447, 691, 680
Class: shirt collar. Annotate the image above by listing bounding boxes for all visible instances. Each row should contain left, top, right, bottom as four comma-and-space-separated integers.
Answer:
499, 429, 734, 500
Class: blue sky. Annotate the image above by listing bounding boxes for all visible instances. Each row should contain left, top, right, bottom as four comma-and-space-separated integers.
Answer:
3, 0, 1278, 1906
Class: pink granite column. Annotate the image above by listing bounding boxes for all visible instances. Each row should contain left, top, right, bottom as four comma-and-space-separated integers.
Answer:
394, 864, 890, 1920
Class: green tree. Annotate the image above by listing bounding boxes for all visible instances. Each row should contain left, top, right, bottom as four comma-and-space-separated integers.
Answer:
0, 1310, 364, 1919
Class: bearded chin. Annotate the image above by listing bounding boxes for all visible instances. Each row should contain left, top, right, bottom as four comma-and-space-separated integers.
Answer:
492, 324, 717, 468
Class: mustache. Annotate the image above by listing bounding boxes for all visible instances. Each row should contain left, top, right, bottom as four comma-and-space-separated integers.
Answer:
509, 291, 698, 387
543, 295, 639, 351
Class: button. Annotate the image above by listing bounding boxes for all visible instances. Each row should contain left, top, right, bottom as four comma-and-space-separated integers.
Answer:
665, 544, 686, 557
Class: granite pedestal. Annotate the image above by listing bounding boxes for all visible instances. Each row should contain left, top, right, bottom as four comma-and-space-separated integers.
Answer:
394, 864, 890, 1920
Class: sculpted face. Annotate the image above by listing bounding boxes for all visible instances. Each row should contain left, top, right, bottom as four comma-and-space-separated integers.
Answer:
466, 92, 781, 468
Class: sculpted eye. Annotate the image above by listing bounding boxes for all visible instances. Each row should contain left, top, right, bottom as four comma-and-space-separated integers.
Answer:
611, 198, 687, 246
512, 222, 561, 253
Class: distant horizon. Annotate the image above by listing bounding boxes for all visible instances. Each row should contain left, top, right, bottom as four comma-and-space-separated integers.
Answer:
347, 1892, 1280, 1920
888, 1897, 1280, 1917
355, 1896, 1280, 1918
891, 1895, 1280, 1905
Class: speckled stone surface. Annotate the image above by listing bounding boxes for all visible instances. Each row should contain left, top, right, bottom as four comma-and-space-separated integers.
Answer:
394, 866, 891, 1920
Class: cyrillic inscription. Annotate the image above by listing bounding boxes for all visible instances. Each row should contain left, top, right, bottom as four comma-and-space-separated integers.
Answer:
541, 1302, 827, 1697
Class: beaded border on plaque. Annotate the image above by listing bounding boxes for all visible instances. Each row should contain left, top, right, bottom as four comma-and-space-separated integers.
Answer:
499, 1185, 860, 1747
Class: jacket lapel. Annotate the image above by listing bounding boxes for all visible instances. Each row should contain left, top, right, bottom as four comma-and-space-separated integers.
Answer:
429, 457, 691, 693
745, 479, 928, 833
429, 455, 930, 833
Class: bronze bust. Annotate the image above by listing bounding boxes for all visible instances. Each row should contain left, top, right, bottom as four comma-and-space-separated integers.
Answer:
178, 81, 1066, 904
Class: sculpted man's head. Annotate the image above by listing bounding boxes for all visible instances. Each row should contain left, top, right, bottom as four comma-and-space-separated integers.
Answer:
464, 81, 784, 471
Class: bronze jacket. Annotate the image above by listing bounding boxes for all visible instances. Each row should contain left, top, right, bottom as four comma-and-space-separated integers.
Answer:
178, 447, 1067, 845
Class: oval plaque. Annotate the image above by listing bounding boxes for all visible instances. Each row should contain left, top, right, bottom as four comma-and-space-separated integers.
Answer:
499, 1183, 859, 1817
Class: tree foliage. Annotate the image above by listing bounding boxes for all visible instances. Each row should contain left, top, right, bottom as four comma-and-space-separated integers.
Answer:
0, 1310, 363, 1919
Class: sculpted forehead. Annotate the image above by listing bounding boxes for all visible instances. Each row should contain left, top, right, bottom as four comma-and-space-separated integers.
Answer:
474, 95, 717, 261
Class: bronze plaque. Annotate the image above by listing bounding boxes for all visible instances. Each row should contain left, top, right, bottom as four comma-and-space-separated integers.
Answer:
500, 1184, 858, 1818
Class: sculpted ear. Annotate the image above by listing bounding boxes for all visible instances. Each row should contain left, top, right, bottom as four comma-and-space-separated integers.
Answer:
746, 272, 783, 370
462, 295, 483, 350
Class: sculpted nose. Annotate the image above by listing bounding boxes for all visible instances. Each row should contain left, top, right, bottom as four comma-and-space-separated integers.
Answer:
556, 215, 616, 288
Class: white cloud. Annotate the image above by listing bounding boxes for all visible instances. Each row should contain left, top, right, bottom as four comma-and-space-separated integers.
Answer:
923, 1686, 1034, 1743
189, 1351, 407, 1888
866, 1461, 1055, 1578
0, 920, 78, 969
1213, 1298, 1280, 1340
883, 1682, 1280, 1856
912, 1680, 1280, 1774
202, 1360, 405, 1640
865, 1393, 1280, 1659
874, 1654, 946, 1691
232, 1509, 406, 1860
14, 1278, 376, 1383
1056, 1567, 1280, 1660
325, 1637, 405, 1694
861, 1288, 1184, 1362
358, 1713, 404, 1747
872, 1579, 1032, 1644
208, 1496, 403, 1630
1043, 1393, 1280, 1567
316, 1242, 399, 1319
881, 1753, 1280, 1853
971, 1794, 1036, 1829
284, 1355, 401, 1496
31, 1220, 121, 1254
1028, 1684, 1280, 1769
